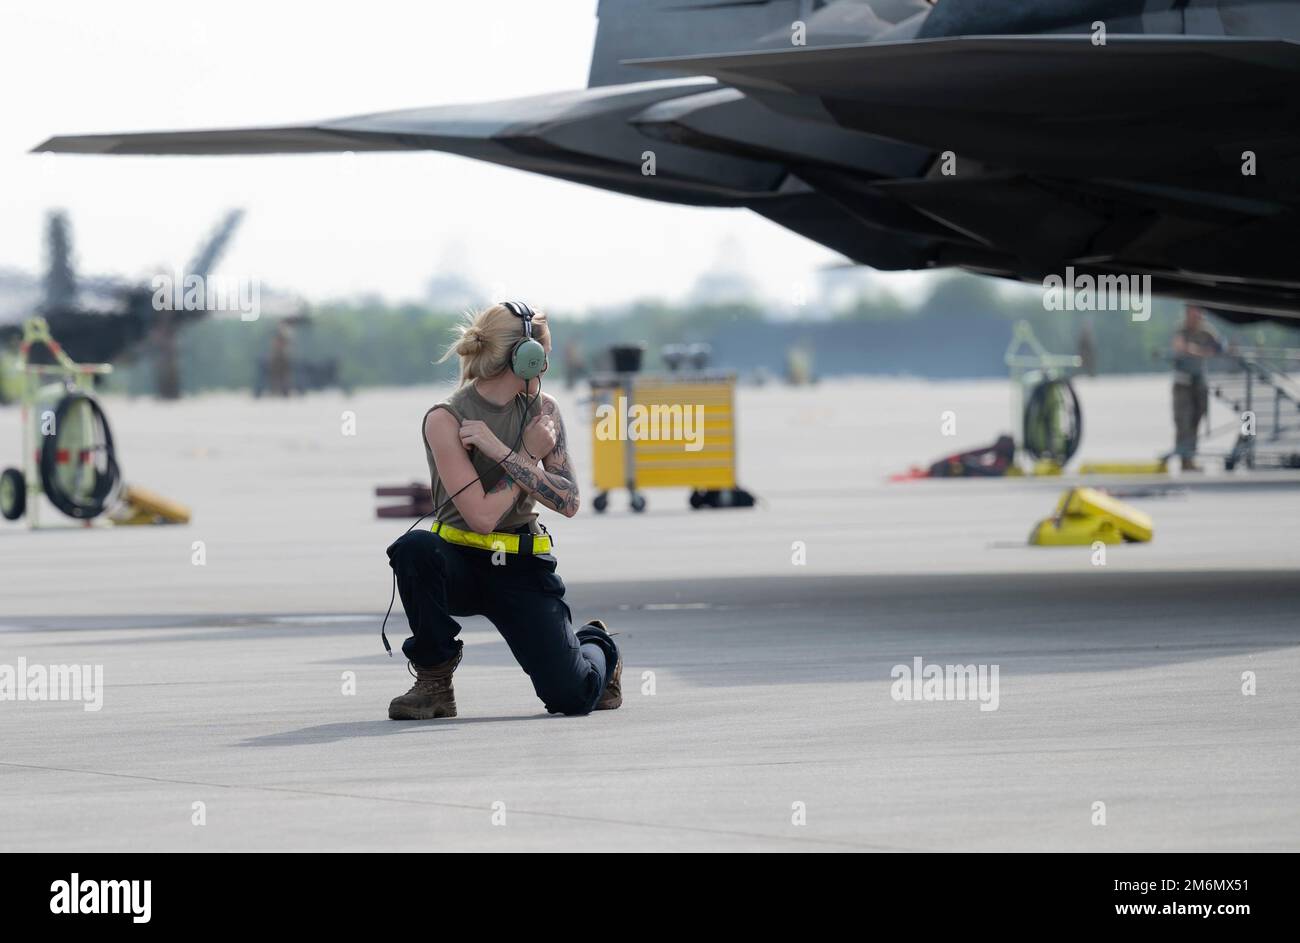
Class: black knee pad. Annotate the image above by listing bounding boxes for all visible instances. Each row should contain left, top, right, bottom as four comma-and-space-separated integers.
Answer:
386, 528, 437, 563
575, 622, 619, 668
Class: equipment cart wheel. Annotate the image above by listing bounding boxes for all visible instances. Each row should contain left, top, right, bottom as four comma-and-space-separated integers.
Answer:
592, 491, 609, 514
0, 467, 25, 521
629, 492, 647, 513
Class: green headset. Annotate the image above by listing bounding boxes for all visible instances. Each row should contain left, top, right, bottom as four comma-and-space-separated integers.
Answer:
503, 300, 547, 380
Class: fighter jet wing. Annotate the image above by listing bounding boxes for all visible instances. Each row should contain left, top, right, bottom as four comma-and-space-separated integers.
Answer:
34, 125, 397, 155
35, 82, 716, 155
37, 27, 1300, 317
34, 78, 791, 207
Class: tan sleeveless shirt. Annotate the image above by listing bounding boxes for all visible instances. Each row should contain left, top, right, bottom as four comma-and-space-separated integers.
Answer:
423, 383, 543, 534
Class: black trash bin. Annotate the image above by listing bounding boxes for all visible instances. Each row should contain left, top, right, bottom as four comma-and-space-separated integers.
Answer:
610, 344, 644, 373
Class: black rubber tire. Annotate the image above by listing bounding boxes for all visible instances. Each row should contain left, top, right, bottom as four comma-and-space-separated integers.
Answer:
630, 493, 647, 513
0, 467, 25, 521
592, 492, 608, 513
1023, 377, 1083, 465
40, 393, 120, 520
689, 490, 704, 509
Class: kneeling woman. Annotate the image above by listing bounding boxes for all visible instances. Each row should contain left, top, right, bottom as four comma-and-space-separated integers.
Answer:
386, 302, 620, 719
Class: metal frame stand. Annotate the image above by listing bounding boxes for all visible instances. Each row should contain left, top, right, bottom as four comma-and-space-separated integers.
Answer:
8, 317, 113, 529
1003, 321, 1082, 472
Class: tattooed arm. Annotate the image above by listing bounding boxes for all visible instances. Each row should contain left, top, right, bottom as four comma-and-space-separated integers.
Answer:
427, 409, 520, 534
495, 394, 581, 518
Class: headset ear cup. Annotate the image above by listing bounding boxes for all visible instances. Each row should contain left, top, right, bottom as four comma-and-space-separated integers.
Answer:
512, 337, 547, 380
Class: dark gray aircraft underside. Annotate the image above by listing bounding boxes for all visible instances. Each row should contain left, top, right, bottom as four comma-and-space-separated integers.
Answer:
34, 0, 1300, 322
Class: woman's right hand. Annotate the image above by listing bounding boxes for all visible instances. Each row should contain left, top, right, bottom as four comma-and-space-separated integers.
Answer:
522, 413, 558, 462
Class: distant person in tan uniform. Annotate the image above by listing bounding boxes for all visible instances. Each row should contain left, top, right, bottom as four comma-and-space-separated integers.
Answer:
1171, 305, 1223, 470
268, 322, 292, 397
1077, 319, 1097, 377
563, 339, 586, 390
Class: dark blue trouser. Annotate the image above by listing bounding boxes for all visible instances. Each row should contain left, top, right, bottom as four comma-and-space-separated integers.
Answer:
387, 529, 617, 716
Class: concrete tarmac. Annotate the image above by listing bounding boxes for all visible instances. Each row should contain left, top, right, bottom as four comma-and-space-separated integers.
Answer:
1, 376, 1298, 850
2, 569, 1297, 851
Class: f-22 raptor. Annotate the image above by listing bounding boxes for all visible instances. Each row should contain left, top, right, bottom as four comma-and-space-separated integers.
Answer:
34, 0, 1300, 323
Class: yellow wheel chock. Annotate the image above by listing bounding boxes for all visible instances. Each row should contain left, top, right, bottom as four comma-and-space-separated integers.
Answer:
110, 485, 191, 526
1029, 487, 1153, 546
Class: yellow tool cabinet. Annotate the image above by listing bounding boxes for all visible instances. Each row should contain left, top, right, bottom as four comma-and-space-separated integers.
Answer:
589, 372, 747, 513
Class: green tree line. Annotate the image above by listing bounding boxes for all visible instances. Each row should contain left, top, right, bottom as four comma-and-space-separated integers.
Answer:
105, 274, 1300, 395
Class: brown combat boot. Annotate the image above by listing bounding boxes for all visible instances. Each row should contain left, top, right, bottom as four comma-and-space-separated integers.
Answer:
587, 620, 622, 711
388, 652, 461, 720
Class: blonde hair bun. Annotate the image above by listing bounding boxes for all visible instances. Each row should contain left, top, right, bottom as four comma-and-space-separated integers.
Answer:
457, 325, 486, 357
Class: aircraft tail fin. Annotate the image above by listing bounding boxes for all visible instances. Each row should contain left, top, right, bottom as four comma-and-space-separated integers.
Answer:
187, 209, 244, 280
44, 210, 77, 310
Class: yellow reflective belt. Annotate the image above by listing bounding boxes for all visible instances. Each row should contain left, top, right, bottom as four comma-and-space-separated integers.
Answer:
431, 521, 551, 555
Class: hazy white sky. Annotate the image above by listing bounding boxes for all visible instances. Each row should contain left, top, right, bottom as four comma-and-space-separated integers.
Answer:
0, 0, 935, 313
